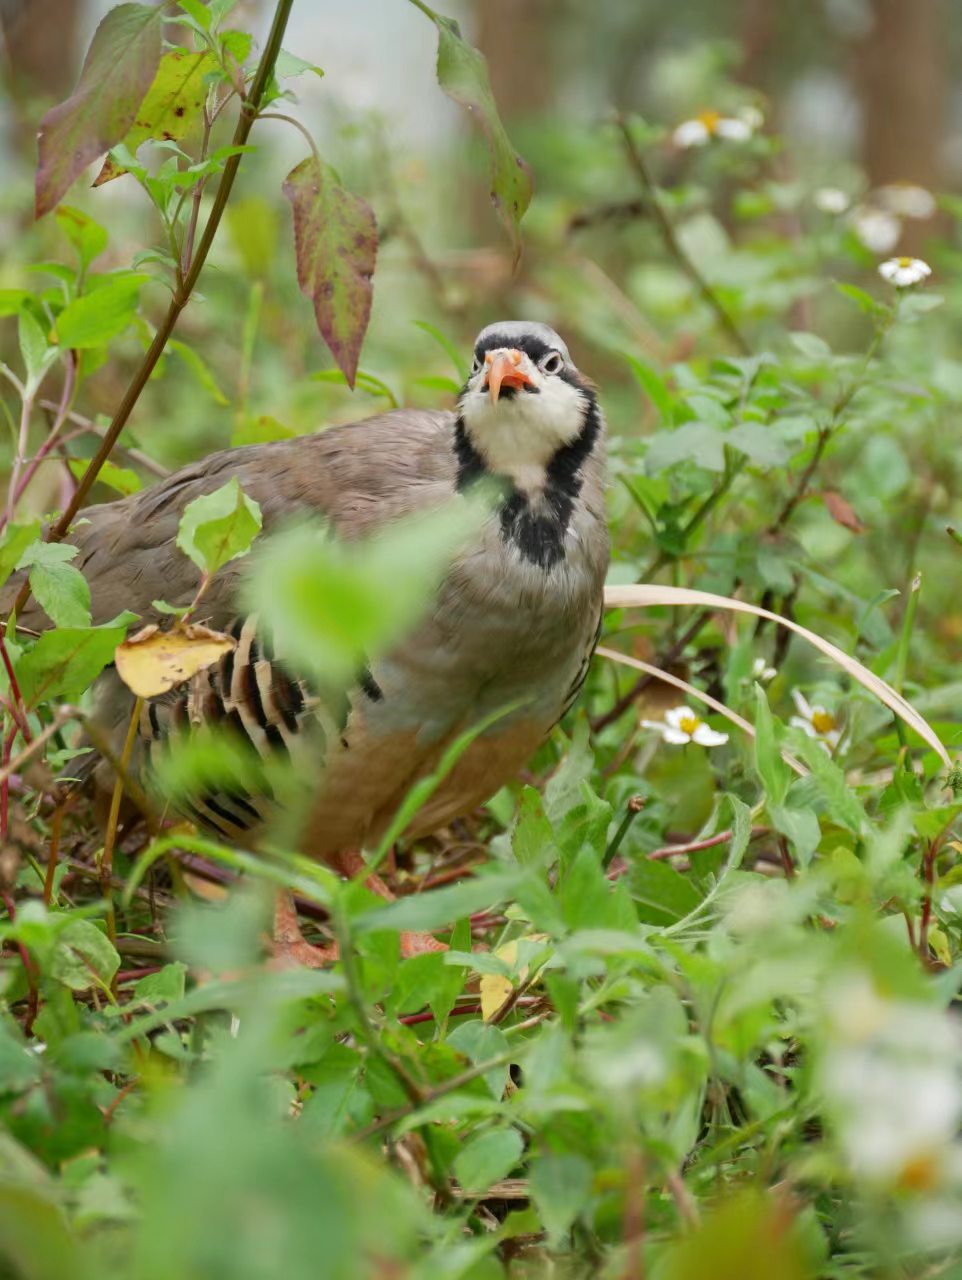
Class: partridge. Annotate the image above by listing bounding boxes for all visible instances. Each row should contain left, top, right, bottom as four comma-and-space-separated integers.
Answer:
9, 321, 609, 961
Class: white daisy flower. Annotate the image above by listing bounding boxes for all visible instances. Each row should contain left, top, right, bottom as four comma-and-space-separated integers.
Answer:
790, 689, 842, 752
878, 183, 936, 220
753, 657, 777, 683
737, 104, 765, 132
879, 256, 932, 288
814, 187, 851, 215
642, 705, 729, 747
851, 205, 901, 254
673, 109, 754, 149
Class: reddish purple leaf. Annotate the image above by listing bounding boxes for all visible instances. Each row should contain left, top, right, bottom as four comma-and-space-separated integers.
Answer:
283, 155, 377, 388
35, 2, 162, 218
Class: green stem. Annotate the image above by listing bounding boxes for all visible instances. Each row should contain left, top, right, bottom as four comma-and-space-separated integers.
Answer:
616, 114, 751, 357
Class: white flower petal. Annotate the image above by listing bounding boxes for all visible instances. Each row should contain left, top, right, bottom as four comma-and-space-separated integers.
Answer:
661, 728, 693, 745
791, 689, 814, 721
789, 715, 819, 739
715, 116, 753, 141
640, 719, 670, 739
852, 207, 901, 254
692, 723, 729, 747
878, 183, 936, 220
664, 705, 695, 730
814, 187, 850, 215
738, 105, 764, 131
673, 119, 710, 148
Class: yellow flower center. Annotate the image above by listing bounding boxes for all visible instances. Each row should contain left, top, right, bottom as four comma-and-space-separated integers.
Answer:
811, 710, 836, 735
897, 257, 914, 268
679, 714, 700, 735
696, 109, 721, 134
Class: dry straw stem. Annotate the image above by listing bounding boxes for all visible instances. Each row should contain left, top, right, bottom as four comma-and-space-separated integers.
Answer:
603, 584, 949, 765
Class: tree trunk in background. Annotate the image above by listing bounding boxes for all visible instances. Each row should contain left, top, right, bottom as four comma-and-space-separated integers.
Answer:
852, 0, 945, 193
1, 0, 80, 99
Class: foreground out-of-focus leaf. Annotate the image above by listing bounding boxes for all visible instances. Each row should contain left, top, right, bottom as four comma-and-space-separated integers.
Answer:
411, 3, 533, 262
35, 2, 163, 217
94, 47, 216, 185
283, 155, 377, 388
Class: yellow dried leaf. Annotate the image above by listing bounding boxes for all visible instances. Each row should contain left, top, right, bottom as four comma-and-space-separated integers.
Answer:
479, 934, 550, 1022
114, 622, 235, 698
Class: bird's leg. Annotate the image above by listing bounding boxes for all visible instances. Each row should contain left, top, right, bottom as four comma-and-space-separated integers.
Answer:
268, 889, 338, 969
268, 852, 446, 968
333, 849, 447, 958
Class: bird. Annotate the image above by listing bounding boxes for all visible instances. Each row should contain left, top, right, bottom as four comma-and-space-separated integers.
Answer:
9, 321, 609, 964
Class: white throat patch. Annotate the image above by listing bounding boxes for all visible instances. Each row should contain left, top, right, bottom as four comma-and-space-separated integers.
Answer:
460, 375, 587, 493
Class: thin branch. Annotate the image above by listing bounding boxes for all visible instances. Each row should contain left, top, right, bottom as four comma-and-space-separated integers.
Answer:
616, 114, 751, 356
38, 403, 171, 477
8, 0, 296, 621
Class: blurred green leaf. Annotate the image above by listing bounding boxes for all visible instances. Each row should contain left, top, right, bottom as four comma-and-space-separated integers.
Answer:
453, 1127, 523, 1192
55, 274, 148, 348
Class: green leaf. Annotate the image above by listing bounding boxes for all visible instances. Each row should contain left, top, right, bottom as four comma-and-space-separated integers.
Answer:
175, 477, 263, 577
630, 858, 702, 926
789, 331, 831, 361
754, 685, 790, 806
54, 207, 108, 270
132, 962, 188, 1003
94, 48, 218, 185
788, 731, 867, 835
28, 560, 91, 629
625, 353, 673, 423
529, 1154, 593, 1247
177, 0, 211, 29
35, 3, 163, 216
447, 1020, 511, 1098
17, 625, 127, 707
353, 872, 521, 937
283, 155, 377, 388
0, 290, 30, 316
67, 458, 141, 496
18, 310, 50, 387
49, 918, 120, 991
413, 5, 533, 262
169, 340, 229, 406
645, 422, 726, 474
0, 522, 41, 588
414, 320, 468, 382
275, 49, 324, 80
834, 281, 890, 320
512, 786, 555, 868
453, 1127, 523, 1193
726, 422, 789, 468
55, 275, 148, 348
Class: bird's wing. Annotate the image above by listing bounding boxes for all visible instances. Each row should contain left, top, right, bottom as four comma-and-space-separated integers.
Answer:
5, 408, 458, 631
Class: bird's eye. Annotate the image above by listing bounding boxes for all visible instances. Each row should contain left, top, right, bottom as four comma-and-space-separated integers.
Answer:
471, 354, 483, 375
541, 351, 564, 375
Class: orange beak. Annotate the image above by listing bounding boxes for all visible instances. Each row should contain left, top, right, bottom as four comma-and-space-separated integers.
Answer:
485, 349, 535, 403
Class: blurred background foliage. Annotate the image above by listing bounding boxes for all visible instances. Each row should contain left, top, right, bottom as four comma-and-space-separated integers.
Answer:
2, 1, 962, 1277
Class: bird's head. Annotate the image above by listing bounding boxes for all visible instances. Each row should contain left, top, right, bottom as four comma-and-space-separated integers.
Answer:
457, 321, 598, 492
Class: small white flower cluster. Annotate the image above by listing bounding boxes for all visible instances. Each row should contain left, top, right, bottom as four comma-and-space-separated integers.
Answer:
642, 705, 728, 747
814, 181, 937, 257
752, 656, 776, 683
672, 105, 763, 150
